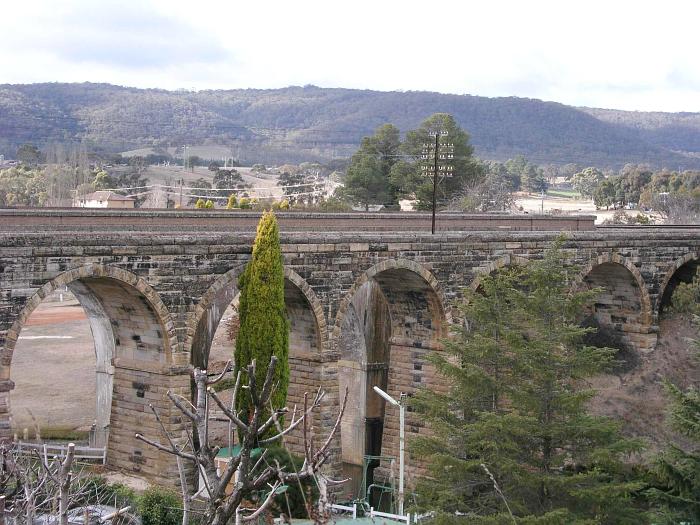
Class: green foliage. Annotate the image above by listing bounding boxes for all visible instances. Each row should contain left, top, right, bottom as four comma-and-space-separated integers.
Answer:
412, 241, 648, 523
272, 199, 290, 210
226, 194, 237, 209
194, 198, 206, 209
571, 167, 605, 198
647, 273, 699, 522
235, 211, 289, 428
16, 143, 42, 165
277, 169, 321, 206
453, 162, 515, 213
213, 169, 249, 198
647, 377, 700, 523
594, 179, 617, 209
294, 195, 353, 212
403, 113, 481, 210
77, 476, 136, 508
204, 199, 214, 209
341, 153, 388, 210
0, 166, 48, 206
670, 270, 700, 315
521, 163, 549, 193
92, 170, 113, 190
137, 486, 182, 525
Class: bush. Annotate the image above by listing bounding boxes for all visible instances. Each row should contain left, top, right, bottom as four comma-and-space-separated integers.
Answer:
194, 198, 206, 209
671, 269, 700, 315
238, 197, 253, 209
137, 486, 182, 525
74, 476, 136, 509
226, 194, 237, 209
204, 199, 214, 209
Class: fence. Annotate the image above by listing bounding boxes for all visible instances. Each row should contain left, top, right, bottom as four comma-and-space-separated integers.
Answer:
14, 441, 107, 465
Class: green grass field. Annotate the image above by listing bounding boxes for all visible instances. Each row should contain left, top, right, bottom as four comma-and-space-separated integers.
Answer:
547, 189, 581, 198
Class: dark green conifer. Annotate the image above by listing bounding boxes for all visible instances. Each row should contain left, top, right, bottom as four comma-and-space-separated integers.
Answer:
412, 241, 647, 523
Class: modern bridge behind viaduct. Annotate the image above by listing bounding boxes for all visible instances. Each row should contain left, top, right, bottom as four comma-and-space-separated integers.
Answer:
0, 210, 698, 488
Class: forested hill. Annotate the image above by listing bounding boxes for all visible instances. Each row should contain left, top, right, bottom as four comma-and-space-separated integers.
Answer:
1, 82, 700, 168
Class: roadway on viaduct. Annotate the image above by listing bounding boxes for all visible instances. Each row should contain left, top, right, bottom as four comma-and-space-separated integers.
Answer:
0, 209, 698, 487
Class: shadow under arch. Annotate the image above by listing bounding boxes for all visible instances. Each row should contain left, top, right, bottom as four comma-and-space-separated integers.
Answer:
187, 266, 328, 369
575, 252, 656, 352
1, 263, 175, 455
332, 258, 448, 494
657, 252, 699, 316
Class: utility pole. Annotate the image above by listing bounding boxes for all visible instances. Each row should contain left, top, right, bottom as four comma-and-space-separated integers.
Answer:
422, 131, 454, 234
179, 178, 183, 208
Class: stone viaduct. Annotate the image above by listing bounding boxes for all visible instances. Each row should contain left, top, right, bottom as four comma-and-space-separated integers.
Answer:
0, 209, 698, 490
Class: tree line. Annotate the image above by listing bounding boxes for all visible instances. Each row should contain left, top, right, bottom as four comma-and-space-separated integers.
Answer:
339, 116, 700, 222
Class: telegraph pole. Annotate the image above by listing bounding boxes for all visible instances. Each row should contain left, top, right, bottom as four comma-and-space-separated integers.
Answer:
422, 131, 454, 234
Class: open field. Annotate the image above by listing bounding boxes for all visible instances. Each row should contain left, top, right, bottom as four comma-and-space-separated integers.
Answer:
144, 165, 285, 201
11, 300, 96, 434
10, 298, 234, 436
515, 192, 617, 223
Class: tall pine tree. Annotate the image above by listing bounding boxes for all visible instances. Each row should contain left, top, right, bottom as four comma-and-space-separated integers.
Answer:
235, 211, 289, 423
412, 241, 647, 523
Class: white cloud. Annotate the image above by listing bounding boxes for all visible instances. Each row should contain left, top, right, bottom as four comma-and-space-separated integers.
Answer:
0, 0, 698, 111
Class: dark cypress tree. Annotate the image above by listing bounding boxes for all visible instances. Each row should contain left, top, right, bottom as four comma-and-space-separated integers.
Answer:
235, 211, 289, 424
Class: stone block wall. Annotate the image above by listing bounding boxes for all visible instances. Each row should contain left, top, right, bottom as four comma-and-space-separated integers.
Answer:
1, 213, 699, 487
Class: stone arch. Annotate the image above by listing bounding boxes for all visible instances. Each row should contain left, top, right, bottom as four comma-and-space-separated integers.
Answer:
186, 266, 327, 460
186, 265, 245, 369
333, 258, 449, 344
1, 263, 177, 475
186, 266, 328, 368
468, 254, 530, 292
657, 252, 699, 315
576, 253, 655, 352
4, 264, 175, 362
333, 259, 448, 489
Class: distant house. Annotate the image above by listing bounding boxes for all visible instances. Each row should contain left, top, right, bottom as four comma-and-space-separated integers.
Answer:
74, 191, 135, 209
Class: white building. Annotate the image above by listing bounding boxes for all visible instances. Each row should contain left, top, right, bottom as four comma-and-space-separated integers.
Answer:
74, 191, 135, 209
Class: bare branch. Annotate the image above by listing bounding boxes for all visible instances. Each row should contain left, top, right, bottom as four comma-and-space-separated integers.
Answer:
206, 360, 232, 386
238, 482, 281, 522
208, 387, 249, 431
258, 356, 279, 407
167, 391, 198, 422
313, 386, 348, 466
134, 434, 196, 461
258, 388, 325, 445
148, 403, 188, 456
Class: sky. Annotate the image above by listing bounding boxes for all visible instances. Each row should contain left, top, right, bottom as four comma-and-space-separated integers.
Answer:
1, 0, 698, 112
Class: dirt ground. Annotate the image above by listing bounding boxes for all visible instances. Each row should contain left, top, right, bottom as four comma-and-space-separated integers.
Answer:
11, 299, 96, 433
10, 298, 235, 435
515, 192, 617, 223
589, 315, 700, 453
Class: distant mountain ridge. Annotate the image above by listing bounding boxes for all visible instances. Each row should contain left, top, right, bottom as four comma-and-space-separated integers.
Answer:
1, 82, 699, 168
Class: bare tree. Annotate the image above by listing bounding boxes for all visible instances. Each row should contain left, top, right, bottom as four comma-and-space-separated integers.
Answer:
137, 356, 347, 525
0, 443, 134, 524
647, 192, 700, 224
